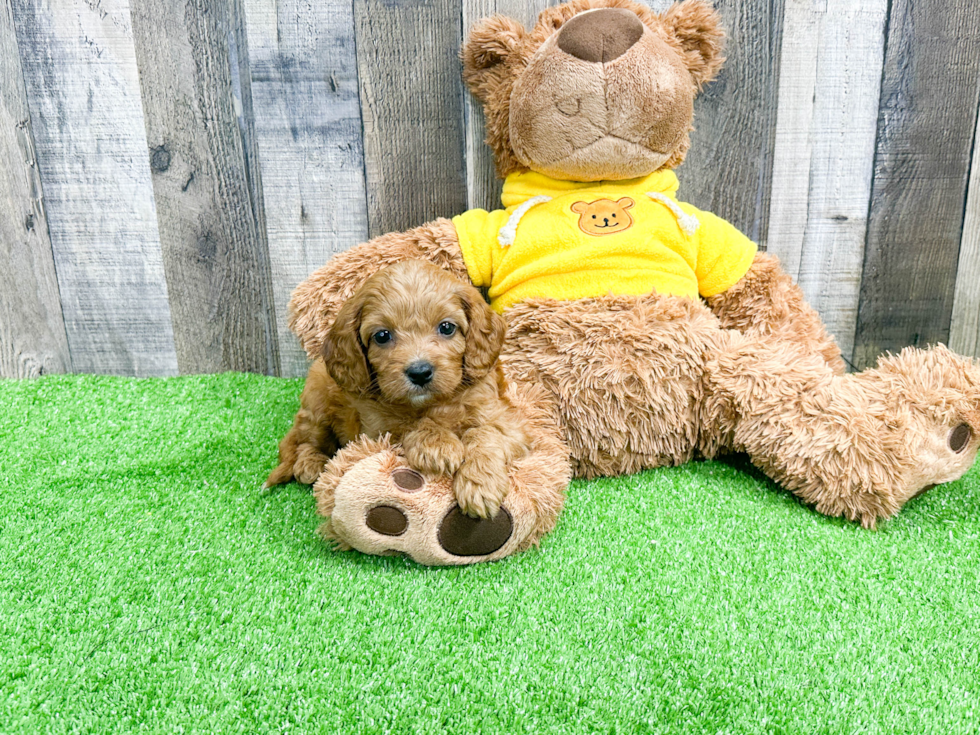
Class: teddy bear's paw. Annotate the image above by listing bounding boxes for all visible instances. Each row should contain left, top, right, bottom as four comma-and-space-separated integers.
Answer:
325, 450, 537, 565
890, 419, 980, 513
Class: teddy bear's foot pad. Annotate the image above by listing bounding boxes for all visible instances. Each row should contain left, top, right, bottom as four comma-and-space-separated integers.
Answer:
365, 506, 409, 536
325, 450, 534, 565
438, 506, 513, 556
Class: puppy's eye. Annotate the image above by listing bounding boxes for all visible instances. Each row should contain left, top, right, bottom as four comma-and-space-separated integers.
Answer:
372, 330, 393, 346
591, 215, 596, 219
611, 213, 616, 218
438, 321, 457, 337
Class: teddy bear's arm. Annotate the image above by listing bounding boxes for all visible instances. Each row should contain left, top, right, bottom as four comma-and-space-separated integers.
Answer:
705, 252, 847, 373
288, 218, 469, 359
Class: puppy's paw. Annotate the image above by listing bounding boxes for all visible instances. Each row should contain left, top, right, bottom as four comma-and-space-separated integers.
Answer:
453, 453, 509, 519
402, 428, 465, 476
294, 447, 330, 485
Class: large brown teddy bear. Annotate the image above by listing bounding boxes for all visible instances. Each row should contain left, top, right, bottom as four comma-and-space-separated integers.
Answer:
284, 0, 980, 565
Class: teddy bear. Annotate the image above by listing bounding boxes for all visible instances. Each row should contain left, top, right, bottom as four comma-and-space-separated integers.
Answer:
283, 0, 980, 565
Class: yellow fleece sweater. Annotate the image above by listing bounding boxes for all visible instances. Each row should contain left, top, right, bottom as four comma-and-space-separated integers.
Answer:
452, 170, 757, 313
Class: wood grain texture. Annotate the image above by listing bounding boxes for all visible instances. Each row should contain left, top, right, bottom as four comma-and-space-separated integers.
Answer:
462, 0, 552, 212
766, 0, 887, 364
0, 0, 70, 378
130, 0, 279, 376
949, 115, 980, 360
10, 0, 177, 377
853, 0, 980, 370
242, 0, 368, 378
677, 0, 784, 245
354, 0, 467, 238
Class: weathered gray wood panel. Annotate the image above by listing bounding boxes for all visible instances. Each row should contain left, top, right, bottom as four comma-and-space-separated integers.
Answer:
242, 0, 368, 378
0, 0, 70, 379
130, 0, 279, 376
678, 0, 783, 245
354, 0, 467, 237
949, 117, 980, 360
3, 0, 980, 378
10, 0, 177, 377
766, 0, 887, 363
853, 0, 980, 369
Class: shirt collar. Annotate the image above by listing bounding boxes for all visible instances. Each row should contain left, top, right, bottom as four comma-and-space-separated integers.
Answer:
500, 169, 681, 209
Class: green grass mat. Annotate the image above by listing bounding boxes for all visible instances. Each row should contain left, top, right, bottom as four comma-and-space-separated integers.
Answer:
1, 374, 978, 734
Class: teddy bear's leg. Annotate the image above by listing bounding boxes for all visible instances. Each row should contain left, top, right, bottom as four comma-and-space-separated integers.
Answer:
289, 219, 468, 359
313, 382, 570, 565
705, 252, 847, 374
702, 334, 980, 527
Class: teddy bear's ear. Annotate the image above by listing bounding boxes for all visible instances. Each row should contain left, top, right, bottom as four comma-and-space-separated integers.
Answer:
660, 0, 726, 89
461, 15, 528, 101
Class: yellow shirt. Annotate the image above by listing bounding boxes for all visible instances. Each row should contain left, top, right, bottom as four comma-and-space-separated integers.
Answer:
452, 170, 757, 313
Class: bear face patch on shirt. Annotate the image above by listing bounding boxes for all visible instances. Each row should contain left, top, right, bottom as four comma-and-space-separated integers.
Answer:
571, 197, 635, 236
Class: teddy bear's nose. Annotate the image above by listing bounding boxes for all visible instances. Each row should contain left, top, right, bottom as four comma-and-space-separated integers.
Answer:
557, 8, 645, 63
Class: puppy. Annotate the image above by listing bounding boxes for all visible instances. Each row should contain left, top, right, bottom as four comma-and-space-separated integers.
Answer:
265, 260, 531, 519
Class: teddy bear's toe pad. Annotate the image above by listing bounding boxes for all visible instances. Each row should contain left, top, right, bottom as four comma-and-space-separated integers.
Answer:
365, 506, 408, 536
438, 506, 513, 556
392, 468, 424, 491
328, 450, 536, 565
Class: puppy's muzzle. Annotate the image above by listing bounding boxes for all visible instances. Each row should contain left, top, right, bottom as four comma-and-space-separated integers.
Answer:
405, 361, 435, 387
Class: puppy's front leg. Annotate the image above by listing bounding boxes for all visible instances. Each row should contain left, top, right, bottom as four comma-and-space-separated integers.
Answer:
402, 418, 465, 477
453, 426, 528, 519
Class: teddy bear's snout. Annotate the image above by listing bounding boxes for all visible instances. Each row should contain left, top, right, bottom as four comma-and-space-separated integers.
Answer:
508, 9, 696, 180
557, 8, 645, 64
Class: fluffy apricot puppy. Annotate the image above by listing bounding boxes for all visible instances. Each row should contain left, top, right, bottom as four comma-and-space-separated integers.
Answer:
265, 260, 530, 519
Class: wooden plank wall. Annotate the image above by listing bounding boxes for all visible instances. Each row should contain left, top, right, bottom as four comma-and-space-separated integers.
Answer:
130, 0, 279, 376
0, 0, 70, 378
1, 0, 979, 379
10, 0, 179, 377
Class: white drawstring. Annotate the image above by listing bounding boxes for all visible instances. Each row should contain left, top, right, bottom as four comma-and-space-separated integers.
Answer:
646, 191, 700, 237
497, 195, 552, 247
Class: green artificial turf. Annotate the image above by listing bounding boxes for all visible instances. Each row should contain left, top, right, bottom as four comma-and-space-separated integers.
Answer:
1, 374, 979, 734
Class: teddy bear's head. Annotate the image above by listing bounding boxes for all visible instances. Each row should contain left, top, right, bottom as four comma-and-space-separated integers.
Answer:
462, 0, 724, 182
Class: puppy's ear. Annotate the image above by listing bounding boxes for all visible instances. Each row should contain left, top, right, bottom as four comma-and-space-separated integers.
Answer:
459, 286, 507, 382
323, 294, 373, 395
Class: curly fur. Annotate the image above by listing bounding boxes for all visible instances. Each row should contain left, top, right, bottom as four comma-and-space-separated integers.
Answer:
269, 260, 529, 519
313, 380, 571, 562
289, 219, 467, 360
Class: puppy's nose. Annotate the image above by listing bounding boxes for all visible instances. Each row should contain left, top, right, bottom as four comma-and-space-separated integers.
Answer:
405, 361, 434, 387
557, 8, 645, 63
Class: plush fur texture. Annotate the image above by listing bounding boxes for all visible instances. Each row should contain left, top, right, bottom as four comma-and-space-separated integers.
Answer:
270, 260, 530, 519
701, 340, 980, 526
705, 251, 847, 373
462, 0, 724, 180
278, 0, 980, 564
